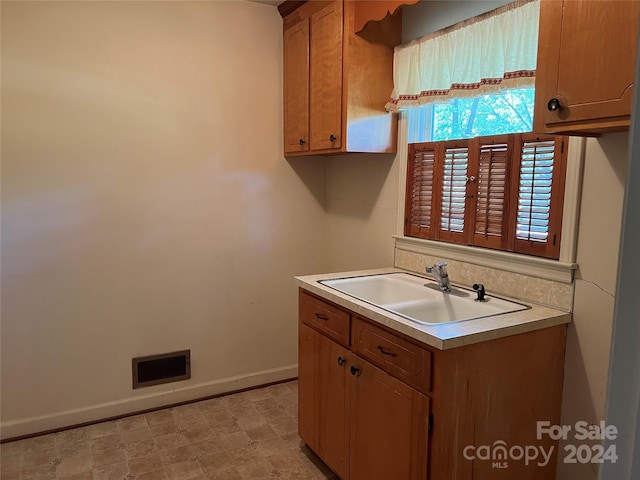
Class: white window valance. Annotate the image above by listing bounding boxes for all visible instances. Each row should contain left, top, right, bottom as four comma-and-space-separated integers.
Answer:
386, 0, 540, 112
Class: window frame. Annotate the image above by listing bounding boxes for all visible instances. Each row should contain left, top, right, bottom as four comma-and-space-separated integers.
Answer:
404, 132, 568, 260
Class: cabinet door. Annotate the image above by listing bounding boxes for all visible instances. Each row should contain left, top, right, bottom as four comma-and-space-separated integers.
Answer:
349, 356, 429, 480
298, 324, 350, 479
284, 17, 310, 154
535, 0, 640, 132
310, 0, 343, 151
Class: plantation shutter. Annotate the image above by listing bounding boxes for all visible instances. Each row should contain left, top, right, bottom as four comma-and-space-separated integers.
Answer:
438, 142, 470, 244
513, 134, 566, 259
471, 135, 514, 250
405, 133, 567, 260
405, 144, 440, 238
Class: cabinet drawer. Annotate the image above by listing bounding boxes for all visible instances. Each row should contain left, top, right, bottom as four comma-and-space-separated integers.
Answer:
351, 316, 431, 393
299, 290, 350, 347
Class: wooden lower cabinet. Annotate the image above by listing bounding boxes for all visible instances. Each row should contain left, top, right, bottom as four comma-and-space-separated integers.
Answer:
299, 289, 566, 480
299, 324, 350, 479
349, 355, 429, 480
299, 323, 429, 480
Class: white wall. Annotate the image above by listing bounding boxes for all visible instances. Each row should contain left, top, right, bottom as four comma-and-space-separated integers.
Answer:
324, 154, 398, 273
0, 0, 327, 438
557, 135, 629, 480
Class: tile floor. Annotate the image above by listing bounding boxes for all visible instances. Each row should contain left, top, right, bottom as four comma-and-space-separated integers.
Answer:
0, 381, 338, 480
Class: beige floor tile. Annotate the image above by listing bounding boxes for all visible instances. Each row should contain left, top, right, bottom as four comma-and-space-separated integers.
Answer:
90, 433, 123, 453
157, 444, 193, 465
148, 421, 179, 437
188, 438, 223, 457
84, 421, 118, 440
56, 438, 90, 459
2, 382, 336, 480
197, 450, 234, 474
265, 384, 293, 397
244, 424, 278, 443
135, 468, 169, 480
144, 409, 174, 426
20, 463, 57, 480
127, 452, 163, 475
181, 425, 215, 444
204, 465, 243, 479
0, 453, 22, 478
252, 436, 288, 457
120, 426, 153, 444
218, 431, 252, 450
224, 447, 263, 468
164, 459, 203, 480
91, 446, 126, 467
153, 432, 189, 451
55, 453, 92, 478
266, 450, 305, 471
116, 415, 148, 432
122, 438, 156, 459
90, 461, 129, 480
22, 435, 56, 455
1, 440, 24, 457
237, 414, 267, 431
22, 449, 58, 468
235, 458, 273, 479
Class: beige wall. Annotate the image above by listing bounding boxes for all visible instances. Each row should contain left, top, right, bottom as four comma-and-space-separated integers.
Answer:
0, 0, 327, 437
556, 133, 629, 480
324, 154, 398, 273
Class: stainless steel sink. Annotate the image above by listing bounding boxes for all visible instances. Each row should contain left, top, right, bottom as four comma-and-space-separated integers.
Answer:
319, 273, 528, 325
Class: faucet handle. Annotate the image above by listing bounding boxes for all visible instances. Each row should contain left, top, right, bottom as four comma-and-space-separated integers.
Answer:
426, 261, 448, 275
434, 261, 448, 275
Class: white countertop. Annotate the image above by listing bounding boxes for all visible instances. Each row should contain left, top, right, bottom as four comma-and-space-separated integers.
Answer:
294, 267, 572, 350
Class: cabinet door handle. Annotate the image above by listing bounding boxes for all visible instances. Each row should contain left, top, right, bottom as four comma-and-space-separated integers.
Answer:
299, 138, 306, 146
314, 313, 328, 321
350, 365, 361, 376
329, 134, 337, 142
377, 345, 397, 357
547, 98, 561, 112
338, 356, 346, 366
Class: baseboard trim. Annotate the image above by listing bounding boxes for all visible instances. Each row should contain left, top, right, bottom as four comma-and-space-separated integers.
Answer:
1, 364, 298, 441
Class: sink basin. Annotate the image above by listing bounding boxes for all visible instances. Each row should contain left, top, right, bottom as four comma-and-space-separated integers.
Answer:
319, 273, 528, 325
319, 272, 443, 305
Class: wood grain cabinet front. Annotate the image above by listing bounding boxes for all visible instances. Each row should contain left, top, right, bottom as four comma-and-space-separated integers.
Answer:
351, 315, 431, 394
282, 0, 407, 156
299, 290, 350, 346
298, 323, 429, 480
534, 0, 640, 134
298, 287, 567, 480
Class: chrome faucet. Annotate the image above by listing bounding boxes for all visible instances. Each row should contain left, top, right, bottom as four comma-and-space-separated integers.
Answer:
426, 261, 451, 292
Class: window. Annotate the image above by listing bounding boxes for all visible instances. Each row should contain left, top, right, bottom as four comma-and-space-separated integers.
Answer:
405, 133, 567, 259
408, 87, 535, 143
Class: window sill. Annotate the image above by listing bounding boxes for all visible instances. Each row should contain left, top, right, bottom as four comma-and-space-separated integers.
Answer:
393, 235, 577, 284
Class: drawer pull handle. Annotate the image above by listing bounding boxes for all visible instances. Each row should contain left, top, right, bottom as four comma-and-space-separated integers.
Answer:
377, 345, 397, 357
338, 356, 346, 366
350, 365, 361, 376
315, 313, 329, 321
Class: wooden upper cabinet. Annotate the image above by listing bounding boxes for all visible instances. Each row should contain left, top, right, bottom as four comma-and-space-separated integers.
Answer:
310, 1, 343, 151
283, 17, 310, 153
282, 0, 403, 156
353, 0, 419, 34
534, 0, 640, 134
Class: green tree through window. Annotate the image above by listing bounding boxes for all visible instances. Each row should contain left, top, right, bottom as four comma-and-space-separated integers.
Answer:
408, 88, 535, 143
